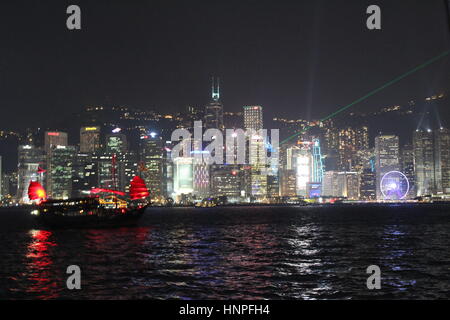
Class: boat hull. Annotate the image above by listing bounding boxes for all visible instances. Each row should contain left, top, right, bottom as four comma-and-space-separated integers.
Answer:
34, 209, 145, 229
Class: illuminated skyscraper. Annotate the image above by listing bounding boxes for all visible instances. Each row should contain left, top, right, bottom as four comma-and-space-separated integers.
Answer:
413, 129, 435, 196
413, 128, 450, 196
311, 138, 324, 183
243, 106, 267, 199
279, 169, 296, 197
47, 145, 76, 199
72, 153, 97, 197
434, 128, 450, 194
360, 168, 376, 200
375, 135, 400, 200
243, 106, 263, 131
106, 133, 128, 154
295, 150, 312, 197
140, 132, 164, 198
211, 164, 242, 199
95, 152, 137, 193
338, 126, 369, 171
44, 131, 68, 154
80, 126, 101, 153
400, 144, 416, 198
323, 171, 360, 200
173, 157, 194, 197
205, 77, 224, 131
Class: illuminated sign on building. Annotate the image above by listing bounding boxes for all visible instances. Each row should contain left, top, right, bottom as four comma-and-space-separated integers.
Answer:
83, 127, 99, 132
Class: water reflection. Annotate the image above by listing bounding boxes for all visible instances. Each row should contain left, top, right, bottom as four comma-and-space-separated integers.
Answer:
25, 230, 59, 299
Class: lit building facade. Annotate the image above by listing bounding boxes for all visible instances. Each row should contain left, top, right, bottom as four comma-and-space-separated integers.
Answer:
80, 126, 101, 153
47, 145, 76, 199
140, 133, 164, 198
323, 171, 360, 200
360, 168, 376, 200
413, 130, 435, 196
173, 157, 194, 197
400, 144, 416, 198
434, 128, 450, 194
95, 152, 138, 193
44, 131, 68, 154
106, 133, 128, 154
210, 164, 242, 199
244, 105, 267, 200
375, 135, 399, 200
338, 126, 369, 171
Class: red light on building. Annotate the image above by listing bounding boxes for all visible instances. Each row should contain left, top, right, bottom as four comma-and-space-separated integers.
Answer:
47, 132, 60, 136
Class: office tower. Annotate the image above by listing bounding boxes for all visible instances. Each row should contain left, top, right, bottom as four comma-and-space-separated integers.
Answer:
375, 135, 399, 200
210, 164, 242, 200
295, 150, 312, 197
163, 141, 174, 198
140, 133, 164, 198
1, 172, 17, 203
360, 168, 376, 200
338, 126, 369, 171
400, 144, 416, 198
323, 171, 339, 197
322, 120, 339, 153
434, 128, 450, 194
193, 160, 210, 198
354, 148, 375, 173
279, 169, 297, 197
44, 131, 68, 154
106, 133, 128, 154
244, 106, 267, 199
72, 153, 97, 197
243, 106, 263, 131
311, 138, 324, 184
322, 171, 360, 200
413, 130, 435, 196
80, 126, 101, 153
339, 172, 360, 200
205, 77, 224, 131
47, 145, 76, 199
17, 145, 45, 203
96, 152, 138, 193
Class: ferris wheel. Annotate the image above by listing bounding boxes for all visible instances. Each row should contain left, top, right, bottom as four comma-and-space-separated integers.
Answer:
380, 171, 410, 200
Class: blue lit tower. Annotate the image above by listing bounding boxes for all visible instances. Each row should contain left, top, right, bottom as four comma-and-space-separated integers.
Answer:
312, 138, 324, 183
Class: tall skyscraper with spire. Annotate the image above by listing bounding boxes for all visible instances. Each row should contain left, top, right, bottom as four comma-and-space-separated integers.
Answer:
205, 77, 224, 131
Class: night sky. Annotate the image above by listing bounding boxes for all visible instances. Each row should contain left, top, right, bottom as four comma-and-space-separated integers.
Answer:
0, 0, 449, 129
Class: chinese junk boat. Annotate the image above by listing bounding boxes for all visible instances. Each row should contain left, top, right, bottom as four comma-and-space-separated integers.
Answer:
30, 174, 151, 229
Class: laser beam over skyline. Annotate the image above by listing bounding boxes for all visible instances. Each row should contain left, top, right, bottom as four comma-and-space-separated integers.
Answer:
281, 50, 450, 145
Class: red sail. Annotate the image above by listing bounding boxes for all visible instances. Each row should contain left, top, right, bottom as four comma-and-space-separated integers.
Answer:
129, 176, 149, 200
28, 181, 47, 201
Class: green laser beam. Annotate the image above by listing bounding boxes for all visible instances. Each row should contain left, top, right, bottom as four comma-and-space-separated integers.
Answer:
280, 50, 450, 145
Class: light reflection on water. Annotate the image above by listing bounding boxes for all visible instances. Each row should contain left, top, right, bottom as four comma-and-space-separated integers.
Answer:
0, 204, 450, 299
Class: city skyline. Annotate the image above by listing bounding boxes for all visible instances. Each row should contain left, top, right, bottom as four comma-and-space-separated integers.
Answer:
1, 0, 450, 303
